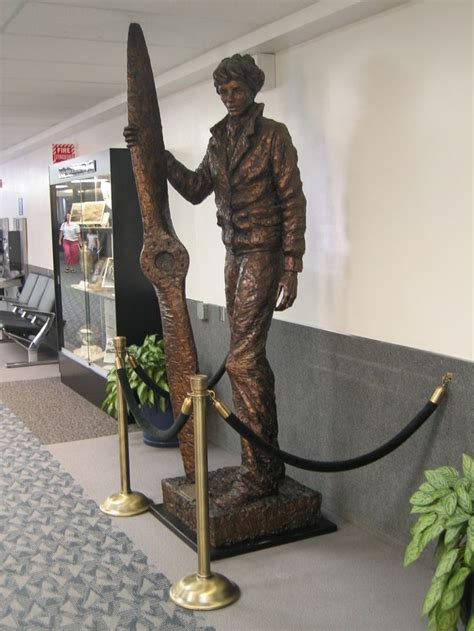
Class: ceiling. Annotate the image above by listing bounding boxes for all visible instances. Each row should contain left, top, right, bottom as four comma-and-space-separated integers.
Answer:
0, 0, 317, 152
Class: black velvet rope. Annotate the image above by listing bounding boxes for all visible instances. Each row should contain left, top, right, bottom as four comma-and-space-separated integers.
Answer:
117, 368, 189, 442
129, 355, 227, 398
128, 359, 171, 400
222, 401, 438, 472
208, 355, 228, 389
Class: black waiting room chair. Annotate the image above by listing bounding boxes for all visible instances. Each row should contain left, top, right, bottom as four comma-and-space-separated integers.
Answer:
0, 272, 58, 367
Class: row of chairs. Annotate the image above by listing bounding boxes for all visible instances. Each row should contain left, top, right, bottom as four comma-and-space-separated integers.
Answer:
0, 273, 57, 367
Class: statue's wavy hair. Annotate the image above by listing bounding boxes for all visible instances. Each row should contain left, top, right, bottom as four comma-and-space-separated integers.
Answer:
213, 54, 265, 96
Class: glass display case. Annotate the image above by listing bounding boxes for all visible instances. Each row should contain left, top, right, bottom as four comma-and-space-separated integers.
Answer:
49, 149, 161, 400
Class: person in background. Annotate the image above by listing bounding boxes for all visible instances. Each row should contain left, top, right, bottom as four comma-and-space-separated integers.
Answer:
59, 212, 82, 273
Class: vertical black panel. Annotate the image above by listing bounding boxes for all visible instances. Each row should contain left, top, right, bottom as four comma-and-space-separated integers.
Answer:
7, 232, 22, 270
110, 148, 162, 346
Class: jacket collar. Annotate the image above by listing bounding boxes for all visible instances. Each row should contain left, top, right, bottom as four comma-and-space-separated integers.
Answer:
210, 102, 264, 172
210, 102, 264, 138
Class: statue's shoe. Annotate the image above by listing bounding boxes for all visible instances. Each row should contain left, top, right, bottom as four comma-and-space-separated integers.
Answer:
213, 479, 277, 508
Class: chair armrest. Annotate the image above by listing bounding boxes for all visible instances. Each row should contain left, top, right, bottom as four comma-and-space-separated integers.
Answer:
21, 306, 55, 317
0, 296, 22, 305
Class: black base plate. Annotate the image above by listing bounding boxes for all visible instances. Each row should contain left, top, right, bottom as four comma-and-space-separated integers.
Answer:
149, 503, 338, 560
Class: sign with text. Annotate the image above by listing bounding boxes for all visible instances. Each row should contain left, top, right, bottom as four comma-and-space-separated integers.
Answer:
52, 143, 76, 163
58, 160, 96, 179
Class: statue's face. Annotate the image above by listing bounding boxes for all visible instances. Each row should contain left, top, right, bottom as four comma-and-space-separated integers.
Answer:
218, 79, 254, 117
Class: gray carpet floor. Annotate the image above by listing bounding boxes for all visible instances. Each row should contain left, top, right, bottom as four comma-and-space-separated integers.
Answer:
0, 401, 213, 630
0, 377, 120, 444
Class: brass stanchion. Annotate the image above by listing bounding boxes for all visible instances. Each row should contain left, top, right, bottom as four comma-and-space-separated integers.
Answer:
100, 336, 152, 517
170, 374, 240, 610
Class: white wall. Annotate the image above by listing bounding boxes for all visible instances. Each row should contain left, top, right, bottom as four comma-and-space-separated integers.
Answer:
0, 0, 471, 360
0, 145, 53, 270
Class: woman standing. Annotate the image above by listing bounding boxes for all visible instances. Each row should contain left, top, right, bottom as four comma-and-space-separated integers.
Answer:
59, 212, 82, 273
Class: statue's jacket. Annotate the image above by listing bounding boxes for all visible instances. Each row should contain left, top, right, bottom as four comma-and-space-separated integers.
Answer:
166, 103, 306, 273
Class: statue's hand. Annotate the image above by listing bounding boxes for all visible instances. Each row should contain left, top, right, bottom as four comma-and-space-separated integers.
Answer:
123, 125, 139, 148
275, 271, 298, 311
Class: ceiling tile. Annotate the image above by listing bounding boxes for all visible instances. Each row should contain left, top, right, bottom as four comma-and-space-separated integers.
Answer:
1, 108, 84, 125
0, 33, 203, 66
0, 123, 51, 141
0, 92, 103, 109
0, 0, 25, 29
40, 0, 317, 25
1, 76, 123, 97
5, 2, 258, 48
1, 59, 126, 84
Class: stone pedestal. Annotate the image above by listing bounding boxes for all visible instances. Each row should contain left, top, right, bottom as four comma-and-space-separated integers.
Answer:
151, 466, 337, 558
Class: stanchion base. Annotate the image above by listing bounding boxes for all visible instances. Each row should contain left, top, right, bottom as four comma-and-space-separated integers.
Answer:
100, 491, 151, 517
170, 572, 240, 610
153, 469, 337, 556
151, 503, 337, 559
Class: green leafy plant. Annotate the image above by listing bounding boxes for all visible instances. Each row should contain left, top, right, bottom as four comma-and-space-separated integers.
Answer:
102, 334, 169, 418
404, 453, 474, 631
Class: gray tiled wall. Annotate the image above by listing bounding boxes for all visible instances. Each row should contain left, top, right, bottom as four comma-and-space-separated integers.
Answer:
188, 299, 473, 546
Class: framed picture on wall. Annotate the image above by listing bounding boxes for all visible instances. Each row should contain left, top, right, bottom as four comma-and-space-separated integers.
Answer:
81, 201, 106, 225
69, 202, 82, 222
101, 257, 114, 289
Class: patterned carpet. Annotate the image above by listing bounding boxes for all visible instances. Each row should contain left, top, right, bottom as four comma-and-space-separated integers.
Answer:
0, 378, 122, 445
0, 401, 214, 631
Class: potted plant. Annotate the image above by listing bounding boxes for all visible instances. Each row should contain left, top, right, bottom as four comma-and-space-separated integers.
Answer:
404, 453, 474, 631
102, 334, 178, 447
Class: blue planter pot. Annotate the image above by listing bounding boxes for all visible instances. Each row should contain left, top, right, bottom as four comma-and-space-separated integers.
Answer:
141, 403, 179, 448
463, 573, 473, 629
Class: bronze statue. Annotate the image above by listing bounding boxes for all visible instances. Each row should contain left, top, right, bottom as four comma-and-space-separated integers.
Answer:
125, 50, 306, 506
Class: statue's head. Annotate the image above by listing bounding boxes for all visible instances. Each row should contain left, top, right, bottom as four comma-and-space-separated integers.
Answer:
213, 54, 265, 117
